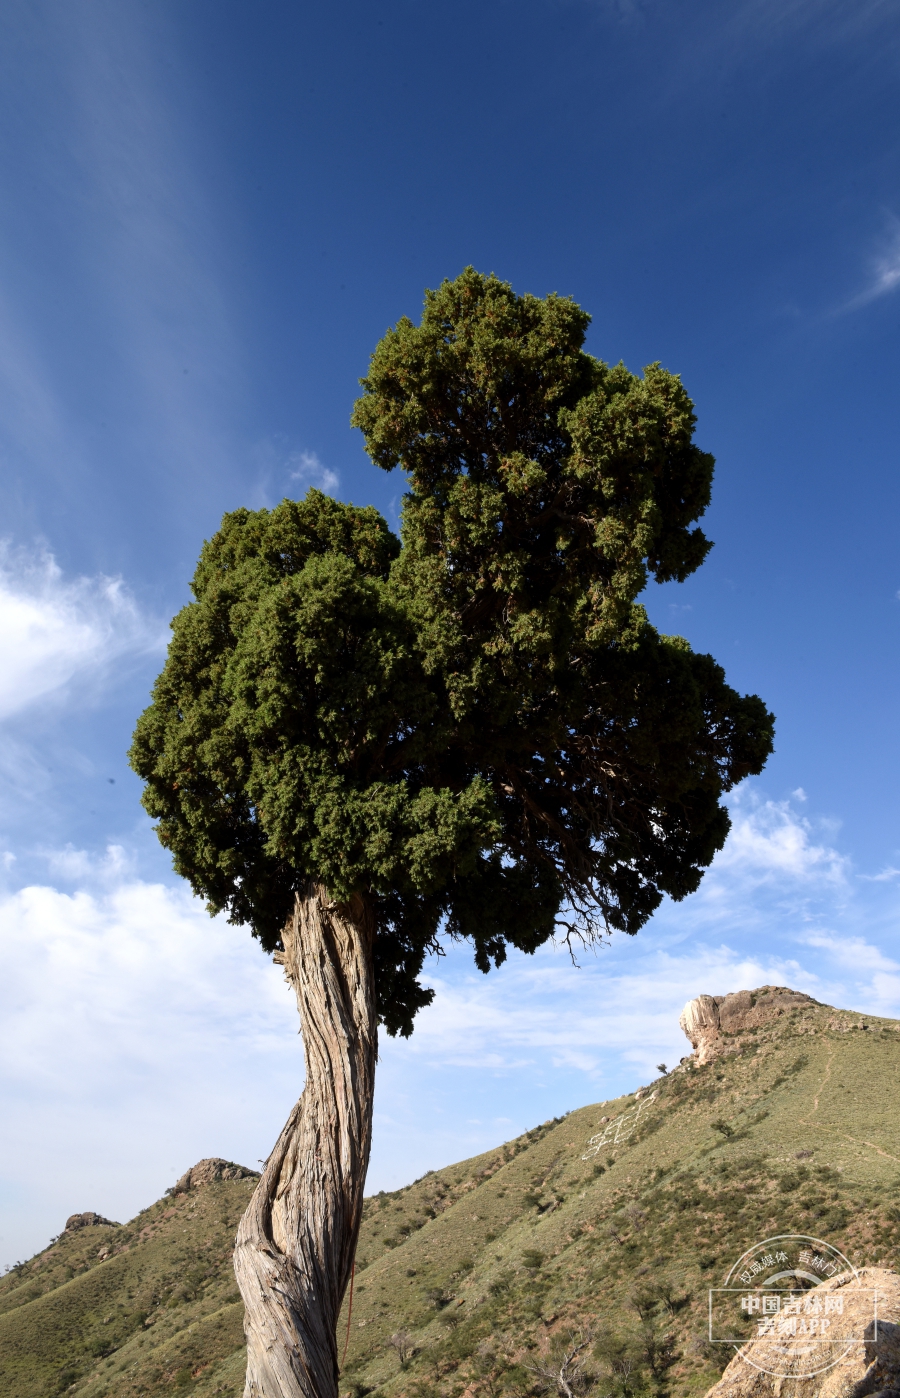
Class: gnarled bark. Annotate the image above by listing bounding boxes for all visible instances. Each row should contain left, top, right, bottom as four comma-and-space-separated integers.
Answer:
234, 884, 377, 1398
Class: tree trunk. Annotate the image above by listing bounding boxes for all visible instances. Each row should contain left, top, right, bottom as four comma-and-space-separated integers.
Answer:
234, 883, 377, 1398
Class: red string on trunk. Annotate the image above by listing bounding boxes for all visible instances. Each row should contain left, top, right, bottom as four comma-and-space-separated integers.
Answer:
341, 1261, 356, 1369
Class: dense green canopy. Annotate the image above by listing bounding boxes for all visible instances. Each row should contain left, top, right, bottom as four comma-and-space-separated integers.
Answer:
130, 269, 774, 1036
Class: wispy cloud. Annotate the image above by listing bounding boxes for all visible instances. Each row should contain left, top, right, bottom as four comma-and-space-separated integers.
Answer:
0, 284, 81, 497
0, 2, 248, 532
869, 235, 900, 300
287, 449, 340, 494
603, 0, 900, 123
58, 3, 247, 484
249, 436, 341, 503
723, 0, 898, 46
800, 931, 899, 975
403, 943, 814, 1080
0, 543, 163, 722
835, 218, 900, 314
712, 790, 848, 889
861, 866, 900, 883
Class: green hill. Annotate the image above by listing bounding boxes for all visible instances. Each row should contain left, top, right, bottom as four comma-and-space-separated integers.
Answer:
3, 989, 900, 1398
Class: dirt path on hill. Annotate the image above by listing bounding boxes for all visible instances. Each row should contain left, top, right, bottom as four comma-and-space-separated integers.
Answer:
798, 1049, 900, 1163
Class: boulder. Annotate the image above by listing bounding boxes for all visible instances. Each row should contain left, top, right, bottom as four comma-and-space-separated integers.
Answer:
168, 1157, 259, 1195
680, 986, 817, 1064
64, 1211, 118, 1232
703, 1267, 900, 1398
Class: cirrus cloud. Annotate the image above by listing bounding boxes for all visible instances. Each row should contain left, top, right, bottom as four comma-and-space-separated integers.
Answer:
0, 542, 164, 722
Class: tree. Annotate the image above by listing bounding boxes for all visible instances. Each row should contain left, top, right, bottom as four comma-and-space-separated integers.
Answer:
129, 268, 773, 1398
388, 1329, 416, 1367
525, 1329, 596, 1398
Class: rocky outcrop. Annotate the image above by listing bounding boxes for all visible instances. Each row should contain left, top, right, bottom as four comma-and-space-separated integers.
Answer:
703, 1267, 900, 1397
64, 1211, 119, 1232
680, 986, 817, 1064
168, 1158, 259, 1196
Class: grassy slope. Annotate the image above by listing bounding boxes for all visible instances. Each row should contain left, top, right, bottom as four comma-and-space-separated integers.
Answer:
0, 1177, 254, 1398
3, 997, 899, 1398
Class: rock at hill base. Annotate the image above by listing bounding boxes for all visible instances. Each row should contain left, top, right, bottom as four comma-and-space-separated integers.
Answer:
64, 1211, 119, 1232
168, 1157, 260, 1196
680, 986, 816, 1064
703, 1268, 900, 1398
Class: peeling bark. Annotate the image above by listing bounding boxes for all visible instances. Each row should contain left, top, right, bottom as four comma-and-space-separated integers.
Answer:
234, 884, 377, 1398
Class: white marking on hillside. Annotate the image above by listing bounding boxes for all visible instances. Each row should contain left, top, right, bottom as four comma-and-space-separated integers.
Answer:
581, 1092, 658, 1157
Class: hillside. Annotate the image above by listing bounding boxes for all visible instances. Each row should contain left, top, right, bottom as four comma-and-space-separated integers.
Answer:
2, 988, 900, 1398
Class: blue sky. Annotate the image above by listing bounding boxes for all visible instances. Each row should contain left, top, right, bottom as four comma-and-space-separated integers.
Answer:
2, 0, 900, 1268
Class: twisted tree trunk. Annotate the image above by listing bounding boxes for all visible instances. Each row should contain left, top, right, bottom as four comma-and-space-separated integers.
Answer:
234, 884, 377, 1398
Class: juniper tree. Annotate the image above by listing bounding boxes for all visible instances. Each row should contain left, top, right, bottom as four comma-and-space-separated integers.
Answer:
129, 268, 773, 1398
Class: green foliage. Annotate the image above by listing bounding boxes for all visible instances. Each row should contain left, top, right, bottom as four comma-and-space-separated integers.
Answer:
131, 268, 773, 1035
779, 1167, 810, 1192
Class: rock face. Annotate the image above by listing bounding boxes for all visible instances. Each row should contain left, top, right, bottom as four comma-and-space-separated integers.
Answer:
64, 1212, 118, 1232
168, 1158, 259, 1196
680, 986, 817, 1064
703, 1267, 900, 1398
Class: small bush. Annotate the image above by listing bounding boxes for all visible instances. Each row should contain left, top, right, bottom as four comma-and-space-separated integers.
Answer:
779, 1167, 810, 1192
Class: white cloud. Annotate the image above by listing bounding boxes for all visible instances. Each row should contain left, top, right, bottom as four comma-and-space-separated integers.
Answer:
0, 543, 163, 721
248, 437, 341, 506
0, 873, 299, 1266
712, 792, 848, 888
400, 942, 811, 1081
800, 932, 900, 975
0, 878, 292, 1091
839, 218, 900, 313
41, 842, 131, 884
287, 449, 340, 494
865, 223, 900, 301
